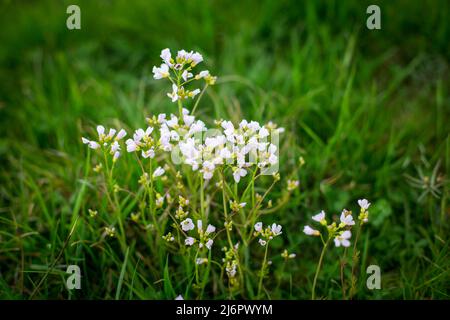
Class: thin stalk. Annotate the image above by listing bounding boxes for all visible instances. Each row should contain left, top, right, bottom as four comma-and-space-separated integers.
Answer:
257, 242, 269, 298
340, 247, 348, 300
349, 223, 363, 299
191, 84, 208, 115
312, 238, 330, 300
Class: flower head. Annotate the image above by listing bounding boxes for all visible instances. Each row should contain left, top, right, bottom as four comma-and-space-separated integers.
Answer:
153, 63, 170, 79
181, 218, 195, 232
312, 210, 326, 224
358, 199, 371, 211
334, 230, 352, 247
303, 225, 320, 236
340, 209, 355, 226
185, 237, 195, 246
153, 166, 165, 178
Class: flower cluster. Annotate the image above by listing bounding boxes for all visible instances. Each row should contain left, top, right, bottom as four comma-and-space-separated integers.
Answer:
303, 199, 371, 247
82, 126, 126, 161
83, 108, 284, 184
254, 222, 283, 246
152, 48, 216, 103
182, 219, 216, 250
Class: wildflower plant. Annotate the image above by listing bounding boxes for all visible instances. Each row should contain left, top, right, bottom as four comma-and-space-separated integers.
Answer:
303, 199, 371, 299
81, 48, 370, 300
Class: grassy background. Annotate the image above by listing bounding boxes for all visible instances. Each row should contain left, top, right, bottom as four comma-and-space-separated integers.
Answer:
0, 0, 449, 299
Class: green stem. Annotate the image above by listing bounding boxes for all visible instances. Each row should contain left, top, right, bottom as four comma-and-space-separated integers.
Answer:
349, 223, 363, 299
200, 175, 205, 222
312, 238, 330, 300
257, 242, 269, 298
191, 84, 208, 115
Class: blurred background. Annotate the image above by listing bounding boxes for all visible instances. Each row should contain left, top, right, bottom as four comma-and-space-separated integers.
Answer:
0, 0, 448, 298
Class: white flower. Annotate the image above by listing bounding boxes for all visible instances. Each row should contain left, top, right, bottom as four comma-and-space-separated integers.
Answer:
116, 129, 127, 140
197, 220, 203, 231
254, 222, 263, 232
340, 210, 355, 226
303, 225, 320, 236
195, 70, 210, 79
156, 195, 164, 207
81, 137, 100, 149
358, 199, 371, 210
175, 295, 184, 300
196, 258, 208, 265
160, 48, 172, 66
287, 180, 300, 191
258, 239, 267, 246
167, 84, 179, 102
233, 167, 247, 183
334, 230, 352, 247
190, 52, 203, 66
189, 88, 200, 98
153, 166, 165, 178
153, 63, 170, 79
271, 223, 282, 236
181, 218, 195, 232
126, 139, 138, 152
142, 148, 155, 159
289, 253, 296, 259
110, 141, 120, 153
185, 236, 195, 246
182, 70, 193, 81
205, 239, 213, 250
113, 151, 120, 161
97, 125, 105, 136
258, 127, 269, 139
312, 210, 326, 223
206, 224, 216, 234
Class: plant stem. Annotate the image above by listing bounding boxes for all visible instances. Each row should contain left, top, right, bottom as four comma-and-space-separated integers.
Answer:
312, 238, 330, 300
340, 248, 348, 300
257, 242, 269, 298
191, 84, 208, 115
349, 223, 362, 299
200, 175, 205, 222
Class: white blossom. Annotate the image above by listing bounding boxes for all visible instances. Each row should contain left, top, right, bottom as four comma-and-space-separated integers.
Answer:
185, 237, 195, 246
340, 210, 355, 226
153, 63, 170, 79
303, 225, 320, 236
153, 166, 165, 178
358, 199, 371, 210
181, 218, 195, 231
334, 230, 352, 247
312, 210, 326, 223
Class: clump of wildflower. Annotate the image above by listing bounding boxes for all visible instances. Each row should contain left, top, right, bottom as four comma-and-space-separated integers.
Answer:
104, 226, 116, 238
357, 199, 371, 223
304, 209, 353, 247
222, 244, 240, 286
304, 199, 371, 299
281, 249, 296, 260
287, 180, 299, 192
254, 222, 283, 245
152, 48, 216, 103
138, 172, 149, 186
82, 126, 126, 160
88, 209, 97, 218
162, 232, 175, 242
155, 193, 164, 208
131, 212, 140, 222
230, 200, 246, 212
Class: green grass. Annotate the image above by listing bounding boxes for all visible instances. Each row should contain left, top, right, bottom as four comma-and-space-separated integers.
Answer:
0, 0, 449, 299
